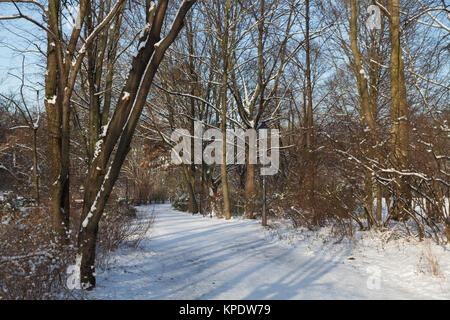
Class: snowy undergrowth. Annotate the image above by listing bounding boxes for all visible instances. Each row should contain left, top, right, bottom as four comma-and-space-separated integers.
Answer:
261, 217, 450, 297
172, 209, 450, 297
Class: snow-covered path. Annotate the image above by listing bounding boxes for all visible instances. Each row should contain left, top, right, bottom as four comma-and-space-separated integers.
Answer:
89, 204, 449, 299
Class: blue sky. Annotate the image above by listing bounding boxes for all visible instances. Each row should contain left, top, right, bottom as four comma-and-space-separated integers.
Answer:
0, 2, 46, 103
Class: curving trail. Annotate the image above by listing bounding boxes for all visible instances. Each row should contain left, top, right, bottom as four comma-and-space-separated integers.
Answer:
89, 204, 449, 299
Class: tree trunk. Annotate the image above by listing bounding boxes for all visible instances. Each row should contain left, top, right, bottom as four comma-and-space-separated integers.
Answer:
376, 183, 383, 222
245, 162, 256, 219
32, 128, 40, 206
220, 0, 232, 220
349, 0, 384, 227
183, 165, 198, 213
388, 0, 410, 220
187, 22, 198, 214
305, 0, 316, 213
45, 1, 70, 240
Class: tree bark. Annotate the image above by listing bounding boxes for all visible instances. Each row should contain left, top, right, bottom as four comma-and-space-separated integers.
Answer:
183, 165, 198, 213
45, 0, 70, 240
245, 163, 256, 219
349, 0, 384, 226
388, 0, 410, 220
32, 128, 40, 206
305, 0, 316, 213
220, 0, 232, 220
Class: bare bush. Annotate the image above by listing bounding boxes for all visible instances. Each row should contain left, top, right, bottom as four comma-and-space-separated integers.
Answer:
0, 197, 153, 299
95, 202, 153, 271
0, 206, 75, 300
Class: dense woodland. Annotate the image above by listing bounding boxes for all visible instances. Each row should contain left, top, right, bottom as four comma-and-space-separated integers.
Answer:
0, 0, 449, 298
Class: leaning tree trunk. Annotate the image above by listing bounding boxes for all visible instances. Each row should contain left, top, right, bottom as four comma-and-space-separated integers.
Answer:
77, 0, 197, 289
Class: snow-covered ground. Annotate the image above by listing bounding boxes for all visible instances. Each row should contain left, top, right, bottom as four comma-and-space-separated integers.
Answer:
88, 204, 450, 300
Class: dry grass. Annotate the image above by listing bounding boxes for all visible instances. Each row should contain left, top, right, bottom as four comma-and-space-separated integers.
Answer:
418, 240, 444, 278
